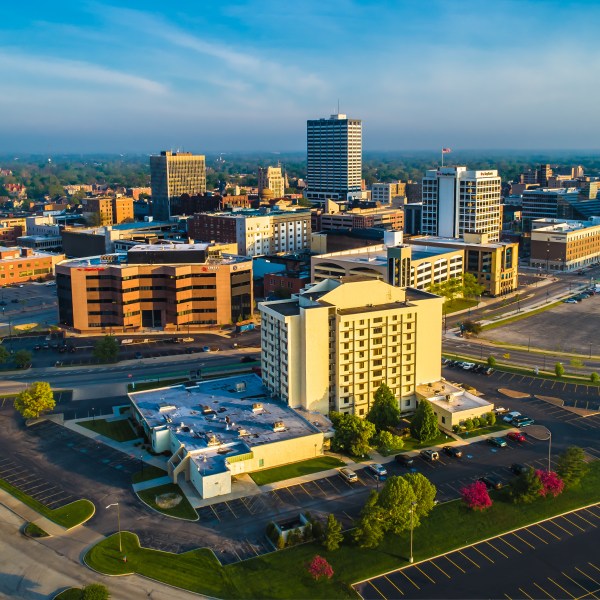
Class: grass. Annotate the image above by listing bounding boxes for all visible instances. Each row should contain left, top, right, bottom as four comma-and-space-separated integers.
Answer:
481, 300, 562, 331
132, 465, 168, 484
78, 418, 138, 442
128, 377, 188, 392
444, 298, 479, 314
249, 456, 346, 486
54, 589, 83, 600
390, 431, 451, 454
136, 483, 198, 520
86, 461, 600, 599
456, 422, 512, 439
23, 522, 49, 537
0, 477, 94, 528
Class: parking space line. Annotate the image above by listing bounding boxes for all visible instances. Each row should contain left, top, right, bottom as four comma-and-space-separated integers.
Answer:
485, 541, 509, 558
367, 580, 387, 599
547, 577, 575, 599
504, 594, 513, 600
472, 545, 494, 563
589, 563, 600, 574
560, 515, 586, 532
536, 523, 561, 540
561, 571, 596, 597
444, 555, 466, 574
584, 508, 600, 520
518, 587, 535, 599
576, 567, 600, 588
550, 519, 575, 536
511, 532, 535, 549
399, 570, 420, 590
534, 582, 556, 599
209, 506, 221, 521
225, 502, 238, 519
414, 565, 435, 583
499, 537, 521, 554
383, 575, 404, 596
458, 550, 480, 568
429, 560, 451, 579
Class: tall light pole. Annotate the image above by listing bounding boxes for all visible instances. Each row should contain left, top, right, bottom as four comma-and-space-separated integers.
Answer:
106, 503, 122, 552
547, 430, 552, 472
409, 501, 416, 564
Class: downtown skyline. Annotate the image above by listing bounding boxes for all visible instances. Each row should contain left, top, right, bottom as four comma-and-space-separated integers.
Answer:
1, 0, 600, 153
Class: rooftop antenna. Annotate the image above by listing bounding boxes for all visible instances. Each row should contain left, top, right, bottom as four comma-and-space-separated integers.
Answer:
337, 99, 340, 115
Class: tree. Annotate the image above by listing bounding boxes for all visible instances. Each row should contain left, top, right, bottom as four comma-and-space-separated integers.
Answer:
555, 446, 588, 488
461, 481, 492, 511
93, 335, 119, 362
353, 490, 386, 548
330, 412, 375, 458
324, 513, 343, 552
367, 383, 400, 431
591, 372, 599, 383
509, 468, 542, 504
374, 430, 403, 452
404, 472, 437, 521
377, 476, 417, 534
307, 555, 334, 581
486, 412, 496, 426
14, 381, 55, 419
462, 320, 482, 336
0, 345, 9, 364
82, 583, 110, 600
409, 399, 439, 442
536, 470, 564, 498
554, 362, 565, 377
14, 349, 32, 369
462, 273, 485, 298
487, 355, 497, 368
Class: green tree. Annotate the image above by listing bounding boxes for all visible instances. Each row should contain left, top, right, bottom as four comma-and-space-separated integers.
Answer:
462, 273, 485, 298
590, 372, 599, 383
0, 345, 9, 364
486, 411, 496, 426
93, 335, 119, 362
554, 362, 565, 377
462, 320, 482, 336
409, 399, 439, 442
82, 583, 110, 600
377, 476, 417, 534
14, 349, 32, 369
487, 355, 497, 368
353, 491, 386, 548
14, 381, 55, 419
367, 383, 400, 431
555, 446, 589, 488
508, 468, 542, 504
403, 472, 437, 522
330, 412, 375, 457
324, 513, 343, 552
374, 430, 404, 452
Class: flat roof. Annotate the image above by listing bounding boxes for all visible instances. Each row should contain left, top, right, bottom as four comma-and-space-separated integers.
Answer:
411, 236, 510, 249
417, 380, 493, 413
130, 374, 320, 474
262, 300, 301, 316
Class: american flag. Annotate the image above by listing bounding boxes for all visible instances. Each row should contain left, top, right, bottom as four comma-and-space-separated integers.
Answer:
442, 148, 452, 154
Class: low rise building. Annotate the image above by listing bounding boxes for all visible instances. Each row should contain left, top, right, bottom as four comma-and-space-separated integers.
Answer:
81, 196, 134, 226
0, 217, 25, 246
0, 246, 64, 284
312, 200, 404, 232
370, 182, 406, 204
17, 235, 63, 253
129, 374, 327, 499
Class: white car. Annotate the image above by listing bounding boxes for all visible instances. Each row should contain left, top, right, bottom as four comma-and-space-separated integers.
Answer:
493, 407, 509, 415
462, 362, 476, 370
503, 411, 521, 423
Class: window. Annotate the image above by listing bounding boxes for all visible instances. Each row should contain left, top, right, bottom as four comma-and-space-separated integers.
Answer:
258, 459, 264, 467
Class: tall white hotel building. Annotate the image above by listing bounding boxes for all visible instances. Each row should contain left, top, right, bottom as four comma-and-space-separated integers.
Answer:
305, 113, 363, 204
421, 166, 502, 242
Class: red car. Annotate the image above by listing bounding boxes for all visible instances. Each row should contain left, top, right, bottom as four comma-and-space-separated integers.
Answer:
507, 431, 526, 443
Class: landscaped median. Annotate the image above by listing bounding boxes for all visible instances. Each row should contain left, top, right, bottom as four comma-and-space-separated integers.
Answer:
136, 482, 198, 520
0, 477, 94, 528
78, 418, 139, 442
249, 456, 345, 486
85, 461, 600, 599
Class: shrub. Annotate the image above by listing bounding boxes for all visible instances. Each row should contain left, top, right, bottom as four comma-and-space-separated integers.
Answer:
311, 519, 324, 541
591, 372, 600, 383
556, 446, 589, 488
461, 481, 492, 511
276, 534, 286, 549
452, 424, 461, 433
307, 555, 334, 581
471, 418, 481, 429
536, 470, 564, 498
487, 412, 496, 426
554, 362, 565, 377
82, 584, 110, 600
487, 355, 497, 367
324, 514, 343, 551
463, 418, 474, 431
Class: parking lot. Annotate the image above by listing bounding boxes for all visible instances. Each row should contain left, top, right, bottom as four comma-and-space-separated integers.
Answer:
355, 504, 600, 599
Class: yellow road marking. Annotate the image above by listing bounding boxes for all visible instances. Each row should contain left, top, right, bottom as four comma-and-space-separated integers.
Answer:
485, 541, 509, 558
384, 575, 404, 596
512, 532, 535, 549
472, 545, 495, 563
562, 571, 596, 597
504, 594, 513, 600
534, 582, 556, 599
400, 570, 420, 590
444, 555, 466, 574
584, 508, 600, 520
537, 523, 561, 540
369, 580, 388, 599
547, 578, 575, 599
459, 550, 480, 568
551, 520, 575, 536
576, 567, 600, 588
561, 515, 585, 532
430, 560, 451, 579
499, 537, 522, 554
524, 527, 549, 544
415, 565, 435, 583
572, 512, 596, 527
519, 587, 535, 599
589, 563, 600, 574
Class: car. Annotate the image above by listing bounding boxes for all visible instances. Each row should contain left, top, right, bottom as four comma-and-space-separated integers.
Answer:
493, 406, 509, 415
487, 436, 507, 448
367, 463, 388, 478
202, 346, 211, 352
512, 416, 535, 427
68, 346, 76, 353
563, 299, 578, 304
240, 356, 255, 363
503, 411, 521, 423
479, 475, 503, 490
395, 453, 414, 467
338, 467, 358, 483
182, 337, 194, 343
185, 347, 194, 354
134, 351, 143, 359
462, 362, 476, 370
507, 431, 526, 443
58, 345, 68, 353
10, 299, 19, 303
485, 367, 494, 376
17, 284, 23, 288
33, 344, 41, 351
443, 446, 463, 458
0, 300, 6, 306
510, 463, 530, 475
420, 450, 440, 461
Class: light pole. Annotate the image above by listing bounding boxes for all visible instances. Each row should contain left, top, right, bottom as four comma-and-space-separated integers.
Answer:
106, 503, 122, 552
547, 430, 552, 473
409, 501, 416, 564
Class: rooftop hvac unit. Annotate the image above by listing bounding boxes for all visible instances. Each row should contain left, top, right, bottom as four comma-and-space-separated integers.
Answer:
252, 403, 264, 412
272, 421, 285, 432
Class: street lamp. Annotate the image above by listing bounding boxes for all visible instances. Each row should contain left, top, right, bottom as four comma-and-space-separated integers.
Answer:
526, 425, 552, 472
409, 501, 417, 564
106, 502, 122, 552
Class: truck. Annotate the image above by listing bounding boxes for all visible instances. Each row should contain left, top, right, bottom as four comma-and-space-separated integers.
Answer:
235, 320, 255, 333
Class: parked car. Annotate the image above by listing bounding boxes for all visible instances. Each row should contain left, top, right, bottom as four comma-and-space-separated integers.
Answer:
512, 416, 535, 427
367, 463, 388, 478
443, 446, 463, 458
462, 362, 476, 370
487, 436, 507, 448
134, 351, 143, 359
510, 463, 530, 475
420, 450, 440, 461
563, 299, 577, 304
507, 431, 526, 443
181, 337, 194, 343
503, 411, 521, 423
479, 475, 503, 490
202, 346, 211, 352
485, 367, 494, 376
395, 454, 414, 467
338, 467, 358, 483
33, 345, 41, 351
68, 346, 76, 353
493, 406, 509, 415
240, 356, 255, 363
0, 300, 6, 306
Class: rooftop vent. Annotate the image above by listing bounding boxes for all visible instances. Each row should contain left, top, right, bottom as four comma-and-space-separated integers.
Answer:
252, 402, 264, 412
273, 421, 285, 432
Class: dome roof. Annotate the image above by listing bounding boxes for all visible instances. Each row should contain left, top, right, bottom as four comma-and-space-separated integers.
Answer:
260, 187, 274, 199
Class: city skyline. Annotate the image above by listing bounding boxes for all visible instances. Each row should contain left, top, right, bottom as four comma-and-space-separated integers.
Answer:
2, 1, 600, 153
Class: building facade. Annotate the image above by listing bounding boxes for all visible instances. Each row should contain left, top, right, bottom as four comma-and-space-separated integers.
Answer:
313, 201, 404, 232
150, 151, 207, 220
371, 182, 406, 204
259, 278, 443, 417
305, 113, 362, 203
0, 246, 63, 284
422, 166, 502, 242
56, 244, 252, 333
81, 196, 134, 226
258, 166, 286, 199
521, 188, 580, 228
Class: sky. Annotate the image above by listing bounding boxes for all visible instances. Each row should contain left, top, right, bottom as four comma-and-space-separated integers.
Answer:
1, 0, 599, 153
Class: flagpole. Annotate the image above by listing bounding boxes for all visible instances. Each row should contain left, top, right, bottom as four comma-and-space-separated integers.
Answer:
441, 148, 444, 168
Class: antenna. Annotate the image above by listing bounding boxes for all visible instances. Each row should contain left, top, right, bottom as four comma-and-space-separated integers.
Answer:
337, 99, 340, 114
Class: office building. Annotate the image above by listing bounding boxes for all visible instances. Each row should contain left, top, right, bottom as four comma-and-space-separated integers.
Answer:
258, 166, 286, 200
0, 217, 25, 246
371, 182, 406, 204
150, 151, 207, 220
259, 277, 443, 416
422, 166, 502, 242
521, 188, 580, 227
0, 246, 64, 284
81, 196, 134, 226
312, 200, 404, 232
56, 243, 252, 333
305, 113, 362, 203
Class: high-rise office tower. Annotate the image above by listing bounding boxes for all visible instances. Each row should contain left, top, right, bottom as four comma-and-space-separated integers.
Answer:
421, 166, 502, 242
305, 113, 362, 203
150, 151, 207, 220
257, 166, 286, 199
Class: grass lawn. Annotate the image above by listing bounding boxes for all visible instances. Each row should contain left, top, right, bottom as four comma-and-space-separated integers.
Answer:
249, 456, 345, 486
24, 522, 49, 538
78, 418, 138, 442
87, 461, 600, 599
128, 377, 188, 392
388, 431, 452, 455
137, 483, 198, 520
54, 589, 83, 600
0, 477, 94, 528
132, 465, 168, 484
444, 298, 479, 314
456, 422, 512, 439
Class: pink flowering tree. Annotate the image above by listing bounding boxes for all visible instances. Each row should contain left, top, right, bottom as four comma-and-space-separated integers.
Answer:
307, 555, 334, 581
535, 470, 564, 498
461, 481, 493, 511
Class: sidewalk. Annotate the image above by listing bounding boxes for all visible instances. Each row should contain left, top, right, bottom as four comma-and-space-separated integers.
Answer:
0, 488, 66, 536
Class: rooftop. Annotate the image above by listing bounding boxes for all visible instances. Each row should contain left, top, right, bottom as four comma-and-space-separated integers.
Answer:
410, 235, 510, 250
417, 380, 493, 413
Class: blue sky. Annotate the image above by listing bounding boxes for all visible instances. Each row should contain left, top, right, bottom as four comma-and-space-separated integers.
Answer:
1, 0, 599, 153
